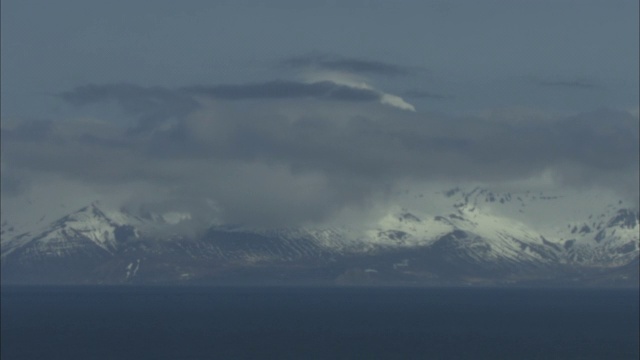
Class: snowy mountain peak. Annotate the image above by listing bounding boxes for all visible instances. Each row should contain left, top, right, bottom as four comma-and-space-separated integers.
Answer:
1, 202, 142, 259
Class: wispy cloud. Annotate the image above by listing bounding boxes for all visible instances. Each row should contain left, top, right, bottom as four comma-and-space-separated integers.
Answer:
60, 79, 419, 116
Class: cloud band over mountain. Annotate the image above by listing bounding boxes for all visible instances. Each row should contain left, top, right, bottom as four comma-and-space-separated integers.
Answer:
3, 80, 638, 226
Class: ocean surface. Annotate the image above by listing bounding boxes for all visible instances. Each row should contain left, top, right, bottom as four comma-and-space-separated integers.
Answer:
1, 286, 638, 360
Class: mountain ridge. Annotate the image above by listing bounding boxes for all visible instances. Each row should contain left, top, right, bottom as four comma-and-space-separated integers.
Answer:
1, 188, 638, 286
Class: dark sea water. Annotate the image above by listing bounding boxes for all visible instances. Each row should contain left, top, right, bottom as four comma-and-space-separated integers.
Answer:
1, 286, 638, 360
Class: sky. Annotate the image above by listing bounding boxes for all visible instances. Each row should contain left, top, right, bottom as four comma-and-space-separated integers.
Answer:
1, 0, 638, 229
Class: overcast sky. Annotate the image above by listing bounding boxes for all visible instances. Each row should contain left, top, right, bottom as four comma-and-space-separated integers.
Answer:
1, 0, 638, 227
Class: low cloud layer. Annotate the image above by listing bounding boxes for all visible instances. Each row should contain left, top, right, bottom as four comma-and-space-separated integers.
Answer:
3, 82, 638, 227
60, 83, 200, 133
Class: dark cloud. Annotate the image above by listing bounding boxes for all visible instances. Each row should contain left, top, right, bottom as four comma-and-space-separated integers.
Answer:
3, 84, 638, 226
280, 53, 416, 77
184, 80, 381, 101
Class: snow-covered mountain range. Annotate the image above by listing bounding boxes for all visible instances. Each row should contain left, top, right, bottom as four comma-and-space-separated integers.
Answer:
1, 187, 638, 286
